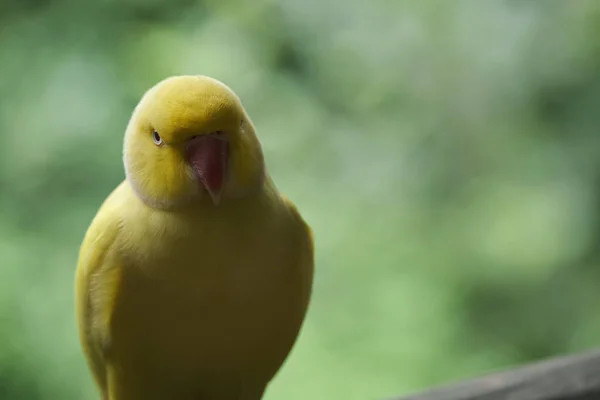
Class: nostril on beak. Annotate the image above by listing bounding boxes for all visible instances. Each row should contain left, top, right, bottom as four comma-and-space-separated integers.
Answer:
188, 132, 226, 142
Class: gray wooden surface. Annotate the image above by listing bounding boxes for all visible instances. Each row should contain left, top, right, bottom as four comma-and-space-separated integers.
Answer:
390, 348, 600, 400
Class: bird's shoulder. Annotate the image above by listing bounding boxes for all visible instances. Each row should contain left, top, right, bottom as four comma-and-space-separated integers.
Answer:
76, 181, 131, 275
278, 191, 314, 255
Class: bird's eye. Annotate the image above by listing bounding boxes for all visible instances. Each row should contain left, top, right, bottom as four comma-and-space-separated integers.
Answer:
152, 130, 163, 146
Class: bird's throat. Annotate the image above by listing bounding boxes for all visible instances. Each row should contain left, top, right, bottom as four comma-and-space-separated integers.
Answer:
186, 135, 228, 205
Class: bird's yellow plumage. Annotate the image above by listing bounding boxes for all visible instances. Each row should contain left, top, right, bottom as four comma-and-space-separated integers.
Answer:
75, 75, 314, 400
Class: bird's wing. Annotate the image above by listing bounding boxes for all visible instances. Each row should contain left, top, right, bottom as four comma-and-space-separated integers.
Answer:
75, 184, 126, 397
281, 194, 315, 321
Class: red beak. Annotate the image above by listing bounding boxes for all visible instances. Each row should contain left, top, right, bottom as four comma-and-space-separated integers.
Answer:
185, 135, 228, 205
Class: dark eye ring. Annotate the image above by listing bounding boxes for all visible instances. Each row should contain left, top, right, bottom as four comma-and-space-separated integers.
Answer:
152, 130, 163, 146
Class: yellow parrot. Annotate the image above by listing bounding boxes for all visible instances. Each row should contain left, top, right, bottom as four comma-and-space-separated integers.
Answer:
74, 75, 314, 400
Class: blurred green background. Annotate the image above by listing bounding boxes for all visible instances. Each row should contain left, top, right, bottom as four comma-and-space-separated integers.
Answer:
2, 0, 600, 399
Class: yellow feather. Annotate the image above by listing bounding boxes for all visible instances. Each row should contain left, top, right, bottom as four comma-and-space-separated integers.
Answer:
75, 76, 314, 400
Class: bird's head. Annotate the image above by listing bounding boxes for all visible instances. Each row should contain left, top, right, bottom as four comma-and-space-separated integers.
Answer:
123, 75, 265, 209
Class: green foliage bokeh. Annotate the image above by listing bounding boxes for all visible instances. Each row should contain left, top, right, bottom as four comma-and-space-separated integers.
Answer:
2, 1, 600, 399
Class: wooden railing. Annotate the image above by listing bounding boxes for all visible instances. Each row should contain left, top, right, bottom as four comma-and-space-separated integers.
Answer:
390, 348, 600, 400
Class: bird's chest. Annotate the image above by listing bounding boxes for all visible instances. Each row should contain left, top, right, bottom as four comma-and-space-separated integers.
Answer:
106, 219, 299, 375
